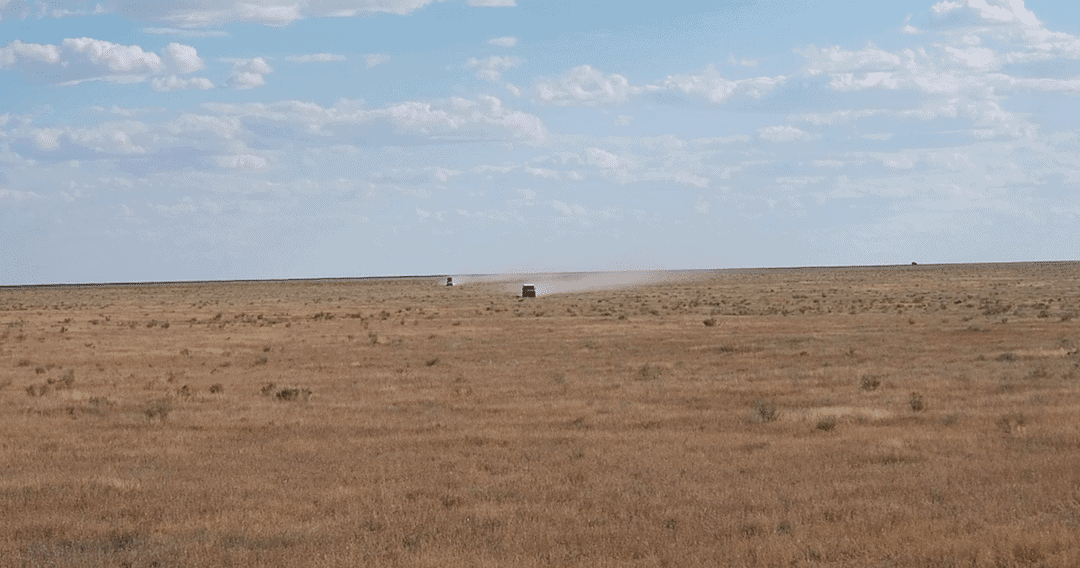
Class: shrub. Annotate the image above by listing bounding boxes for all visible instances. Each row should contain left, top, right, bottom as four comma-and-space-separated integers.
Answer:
143, 398, 172, 421
997, 413, 1027, 436
703, 318, 717, 327
816, 416, 838, 431
860, 374, 882, 391
636, 364, 663, 381
209, 383, 224, 394
276, 387, 312, 402
909, 392, 925, 413
751, 399, 779, 423
25, 384, 49, 397
260, 382, 277, 396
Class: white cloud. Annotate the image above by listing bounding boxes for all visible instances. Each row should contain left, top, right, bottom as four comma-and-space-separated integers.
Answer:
799, 43, 903, 74
970, 0, 1039, 27
287, 53, 346, 63
932, 1, 964, 15
6, 0, 445, 27
63, 37, 164, 74
13, 120, 151, 154
862, 133, 894, 140
585, 147, 624, 170
0, 188, 44, 202
829, 71, 899, 91
659, 64, 786, 104
524, 166, 560, 179
236, 2, 302, 26
488, 36, 518, 47
152, 75, 214, 91
217, 154, 268, 169
551, 199, 587, 217
201, 95, 546, 142
225, 57, 273, 89
229, 72, 265, 89
758, 125, 817, 143
165, 113, 243, 140
465, 55, 520, 81
365, 54, 389, 68
0, 37, 211, 86
142, 27, 230, 38
673, 171, 709, 188
944, 45, 998, 70
0, 40, 61, 68
537, 65, 639, 106
728, 54, 758, 67
163, 42, 205, 73
468, 0, 516, 6
431, 167, 462, 182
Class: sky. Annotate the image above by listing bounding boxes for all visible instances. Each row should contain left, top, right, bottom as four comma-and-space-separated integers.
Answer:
1, 0, 1079, 285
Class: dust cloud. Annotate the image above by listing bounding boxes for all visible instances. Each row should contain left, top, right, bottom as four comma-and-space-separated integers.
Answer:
448, 270, 700, 296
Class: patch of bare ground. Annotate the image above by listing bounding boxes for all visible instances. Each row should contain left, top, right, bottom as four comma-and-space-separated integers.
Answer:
2, 262, 1080, 566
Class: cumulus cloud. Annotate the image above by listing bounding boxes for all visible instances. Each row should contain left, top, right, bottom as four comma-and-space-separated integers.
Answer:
537, 65, 640, 106
488, 36, 518, 47
201, 94, 546, 142
62, 37, 164, 75
365, 54, 390, 67
225, 57, 273, 89
0, 37, 212, 88
799, 43, 903, 75
5, 0, 448, 27
758, 125, 817, 143
286, 53, 346, 63
930, 0, 1039, 28
659, 64, 786, 104
7, 119, 151, 155
163, 42, 205, 73
152, 75, 214, 91
466, 56, 520, 81
728, 54, 758, 67
217, 153, 268, 169
0, 40, 61, 68
792, 0, 1080, 104
142, 27, 230, 38
431, 167, 462, 182
585, 147, 624, 170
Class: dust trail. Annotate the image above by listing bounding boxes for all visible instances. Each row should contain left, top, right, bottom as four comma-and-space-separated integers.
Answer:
448, 270, 701, 296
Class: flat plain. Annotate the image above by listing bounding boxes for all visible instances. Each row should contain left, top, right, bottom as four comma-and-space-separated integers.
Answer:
2, 262, 1080, 567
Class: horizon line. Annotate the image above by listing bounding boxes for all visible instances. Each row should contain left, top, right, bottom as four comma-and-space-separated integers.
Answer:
2, 259, 1077, 290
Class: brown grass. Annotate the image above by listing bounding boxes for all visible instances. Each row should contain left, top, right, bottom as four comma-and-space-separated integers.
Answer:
2, 262, 1080, 566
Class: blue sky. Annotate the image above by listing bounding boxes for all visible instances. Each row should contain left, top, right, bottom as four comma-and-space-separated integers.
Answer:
1, 0, 1079, 284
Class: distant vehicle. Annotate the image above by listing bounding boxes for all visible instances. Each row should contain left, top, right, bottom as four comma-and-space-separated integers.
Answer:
446, 277, 454, 286
521, 284, 536, 298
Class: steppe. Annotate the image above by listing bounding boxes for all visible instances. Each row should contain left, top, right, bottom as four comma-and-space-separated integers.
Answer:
2, 262, 1080, 567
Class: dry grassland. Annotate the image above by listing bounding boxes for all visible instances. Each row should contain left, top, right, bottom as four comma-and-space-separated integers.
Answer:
2, 262, 1080, 567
